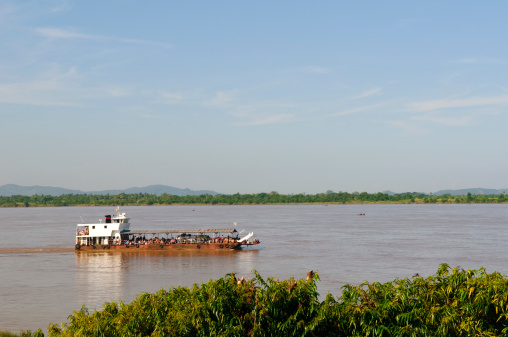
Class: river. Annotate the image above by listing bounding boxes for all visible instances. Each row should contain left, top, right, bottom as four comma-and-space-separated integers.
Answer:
0, 204, 507, 331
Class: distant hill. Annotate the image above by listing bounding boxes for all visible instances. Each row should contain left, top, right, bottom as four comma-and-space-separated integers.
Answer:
0, 184, 83, 196
2, 184, 506, 197
434, 188, 508, 196
0, 184, 220, 197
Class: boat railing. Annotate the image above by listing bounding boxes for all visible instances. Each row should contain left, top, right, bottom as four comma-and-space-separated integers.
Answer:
77, 234, 256, 247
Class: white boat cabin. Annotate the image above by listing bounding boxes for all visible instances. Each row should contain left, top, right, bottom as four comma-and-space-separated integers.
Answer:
76, 213, 131, 246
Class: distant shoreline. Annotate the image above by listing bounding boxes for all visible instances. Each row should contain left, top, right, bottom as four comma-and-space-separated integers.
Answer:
1, 190, 505, 207
0, 201, 506, 208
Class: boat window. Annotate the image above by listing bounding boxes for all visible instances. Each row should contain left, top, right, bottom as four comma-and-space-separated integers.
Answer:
76, 226, 89, 236
104, 225, 107, 228
92, 226, 95, 229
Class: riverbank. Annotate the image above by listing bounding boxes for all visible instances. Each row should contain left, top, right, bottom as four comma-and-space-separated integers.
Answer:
1, 191, 505, 207
0, 199, 506, 208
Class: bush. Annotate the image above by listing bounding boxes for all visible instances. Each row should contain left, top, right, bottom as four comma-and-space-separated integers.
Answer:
46, 265, 508, 336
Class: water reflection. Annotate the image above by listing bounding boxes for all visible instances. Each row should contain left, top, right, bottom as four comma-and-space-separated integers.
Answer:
75, 252, 125, 306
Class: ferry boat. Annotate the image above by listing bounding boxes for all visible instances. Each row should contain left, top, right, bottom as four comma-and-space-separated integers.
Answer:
75, 210, 260, 251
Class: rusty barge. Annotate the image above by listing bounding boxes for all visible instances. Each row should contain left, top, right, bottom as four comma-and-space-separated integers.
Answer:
75, 210, 260, 251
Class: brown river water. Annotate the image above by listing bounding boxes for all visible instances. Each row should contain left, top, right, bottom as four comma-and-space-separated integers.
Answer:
1, 204, 507, 331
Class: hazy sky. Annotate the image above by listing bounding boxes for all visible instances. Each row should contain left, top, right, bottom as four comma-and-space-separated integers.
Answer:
1, 1, 507, 194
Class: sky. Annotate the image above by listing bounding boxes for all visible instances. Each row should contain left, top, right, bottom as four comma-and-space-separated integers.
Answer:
1, 1, 508, 195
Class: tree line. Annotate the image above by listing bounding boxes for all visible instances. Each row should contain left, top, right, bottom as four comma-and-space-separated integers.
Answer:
0, 191, 506, 207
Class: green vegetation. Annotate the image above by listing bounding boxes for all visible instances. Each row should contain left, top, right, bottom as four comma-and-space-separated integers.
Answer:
6, 264, 508, 336
0, 191, 506, 207
28, 265, 508, 336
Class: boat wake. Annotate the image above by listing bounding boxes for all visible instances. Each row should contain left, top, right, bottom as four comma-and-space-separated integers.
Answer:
0, 247, 75, 254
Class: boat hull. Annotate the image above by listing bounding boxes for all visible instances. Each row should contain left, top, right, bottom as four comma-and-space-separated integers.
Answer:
75, 242, 245, 251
